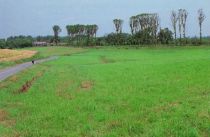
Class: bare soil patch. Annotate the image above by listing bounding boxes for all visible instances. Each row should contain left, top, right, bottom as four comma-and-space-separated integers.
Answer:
107, 120, 122, 129
0, 49, 37, 62
100, 56, 116, 64
153, 101, 181, 112
0, 109, 7, 122
80, 81, 93, 90
56, 81, 73, 99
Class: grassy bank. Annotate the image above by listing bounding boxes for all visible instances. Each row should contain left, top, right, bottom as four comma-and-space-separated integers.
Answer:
0, 46, 210, 136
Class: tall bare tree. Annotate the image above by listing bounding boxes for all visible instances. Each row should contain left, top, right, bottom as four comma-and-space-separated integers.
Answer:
178, 9, 188, 44
113, 19, 123, 34
178, 10, 182, 42
180, 9, 188, 38
171, 11, 178, 44
182, 9, 188, 39
198, 9, 205, 44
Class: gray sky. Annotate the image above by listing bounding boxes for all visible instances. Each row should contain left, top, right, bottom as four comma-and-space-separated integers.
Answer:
0, 0, 209, 38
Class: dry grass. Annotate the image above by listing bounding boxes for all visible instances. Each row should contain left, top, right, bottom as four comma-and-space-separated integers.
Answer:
0, 49, 37, 62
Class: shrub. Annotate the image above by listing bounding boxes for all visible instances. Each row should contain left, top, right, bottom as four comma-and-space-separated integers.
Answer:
105, 33, 131, 45
191, 37, 201, 46
5, 36, 33, 49
0, 39, 6, 49
158, 28, 173, 44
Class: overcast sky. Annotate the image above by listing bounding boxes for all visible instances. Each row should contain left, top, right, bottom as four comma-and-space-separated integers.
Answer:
0, 0, 209, 38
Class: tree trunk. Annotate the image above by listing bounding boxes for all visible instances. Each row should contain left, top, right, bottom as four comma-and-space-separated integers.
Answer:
183, 25, 186, 44
183, 27, 185, 39
200, 24, 202, 44
175, 30, 177, 45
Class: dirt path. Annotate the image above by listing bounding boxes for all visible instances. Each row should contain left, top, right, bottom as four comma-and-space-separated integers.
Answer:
0, 56, 58, 82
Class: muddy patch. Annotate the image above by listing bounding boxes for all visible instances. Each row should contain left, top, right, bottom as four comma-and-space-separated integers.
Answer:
19, 80, 33, 93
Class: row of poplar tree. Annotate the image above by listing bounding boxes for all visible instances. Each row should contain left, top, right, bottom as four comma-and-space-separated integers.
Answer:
52, 9, 206, 46
0, 9, 207, 49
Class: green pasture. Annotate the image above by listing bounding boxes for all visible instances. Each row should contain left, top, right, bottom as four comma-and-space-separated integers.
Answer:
0, 46, 210, 137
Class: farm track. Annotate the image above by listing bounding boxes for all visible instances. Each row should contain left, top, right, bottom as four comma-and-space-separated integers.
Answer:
0, 56, 58, 82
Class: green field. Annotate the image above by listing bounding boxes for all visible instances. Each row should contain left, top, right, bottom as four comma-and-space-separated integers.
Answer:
0, 46, 210, 137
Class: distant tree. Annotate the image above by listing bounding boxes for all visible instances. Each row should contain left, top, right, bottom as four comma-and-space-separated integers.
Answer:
135, 13, 159, 43
5, 36, 33, 49
66, 24, 98, 46
66, 25, 75, 38
85, 24, 98, 46
0, 39, 6, 49
86, 24, 98, 38
171, 11, 178, 44
105, 33, 131, 45
158, 28, 173, 44
113, 19, 123, 34
53, 25, 62, 45
93, 24, 99, 38
198, 9, 205, 44
134, 28, 154, 45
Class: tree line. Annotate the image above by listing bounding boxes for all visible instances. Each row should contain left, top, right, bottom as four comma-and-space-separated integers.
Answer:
0, 9, 208, 49
0, 36, 33, 49
108, 9, 206, 46
51, 8, 207, 46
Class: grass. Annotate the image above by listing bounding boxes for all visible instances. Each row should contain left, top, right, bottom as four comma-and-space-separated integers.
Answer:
22, 46, 86, 59
0, 46, 210, 136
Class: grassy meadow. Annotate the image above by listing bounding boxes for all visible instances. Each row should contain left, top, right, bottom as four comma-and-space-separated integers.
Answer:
0, 46, 210, 137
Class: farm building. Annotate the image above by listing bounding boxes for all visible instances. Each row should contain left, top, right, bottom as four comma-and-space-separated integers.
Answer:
33, 41, 48, 46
